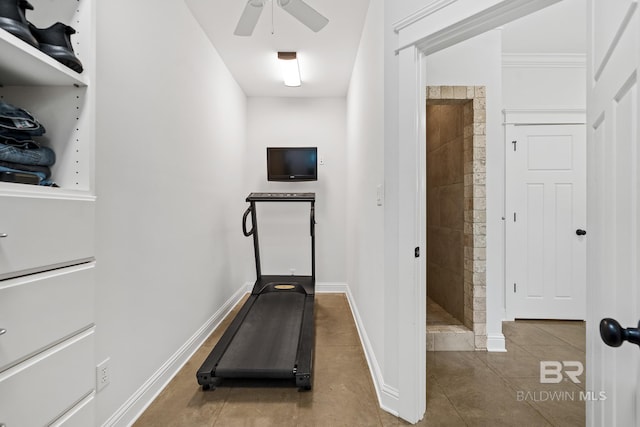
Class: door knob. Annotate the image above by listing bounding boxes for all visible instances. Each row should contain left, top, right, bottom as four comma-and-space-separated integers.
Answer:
600, 318, 640, 348
576, 229, 587, 236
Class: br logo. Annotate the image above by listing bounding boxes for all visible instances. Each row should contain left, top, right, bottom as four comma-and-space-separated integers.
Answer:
540, 361, 584, 384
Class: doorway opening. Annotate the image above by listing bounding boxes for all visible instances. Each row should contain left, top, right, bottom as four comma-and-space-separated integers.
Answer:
426, 86, 487, 351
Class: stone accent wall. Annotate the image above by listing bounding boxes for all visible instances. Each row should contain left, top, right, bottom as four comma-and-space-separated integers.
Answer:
426, 86, 487, 350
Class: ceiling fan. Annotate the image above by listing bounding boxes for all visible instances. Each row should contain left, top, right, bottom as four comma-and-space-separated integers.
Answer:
234, 0, 329, 36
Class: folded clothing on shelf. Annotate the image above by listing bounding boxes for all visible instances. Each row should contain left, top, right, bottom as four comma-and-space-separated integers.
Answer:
0, 99, 45, 140
0, 159, 50, 177
0, 100, 56, 186
0, 162, 50, 185
0, 140, 55, 166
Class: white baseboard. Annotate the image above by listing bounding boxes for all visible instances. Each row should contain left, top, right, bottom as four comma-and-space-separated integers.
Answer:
343, 286, 399, 416
316, 282, 349, 293
487, 333, 507, 352
103, 285, 249, 427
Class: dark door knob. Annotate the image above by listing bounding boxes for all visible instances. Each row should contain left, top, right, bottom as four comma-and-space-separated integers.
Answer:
576, 229, 587, 236
600, 318, 640, 348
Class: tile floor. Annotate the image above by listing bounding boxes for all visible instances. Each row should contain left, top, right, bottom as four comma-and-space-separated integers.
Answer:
134, 294, 585, 426
427, 298, 475, 351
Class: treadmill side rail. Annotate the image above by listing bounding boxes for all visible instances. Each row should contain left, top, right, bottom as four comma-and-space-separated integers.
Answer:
196, 295, 258, 387
295, 294, 315, 389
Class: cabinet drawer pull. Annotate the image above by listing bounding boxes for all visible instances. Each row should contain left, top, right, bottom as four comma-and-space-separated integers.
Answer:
0, 328, 6, 336
0, 233, 7, 238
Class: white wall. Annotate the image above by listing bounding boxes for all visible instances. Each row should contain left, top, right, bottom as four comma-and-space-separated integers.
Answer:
244, 97, 347, 284
502, 59, 586, 108
94, 0, 247, 424
501, 0, 586, 54
346, 0, 390, 408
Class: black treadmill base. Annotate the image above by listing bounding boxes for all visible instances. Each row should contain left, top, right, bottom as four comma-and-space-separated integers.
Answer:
200, 377, 312, 392
196, 286, 315, 391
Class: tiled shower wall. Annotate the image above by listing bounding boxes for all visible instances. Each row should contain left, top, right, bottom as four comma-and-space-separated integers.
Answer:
426, 86, 487, 350
426, 102, 465, 323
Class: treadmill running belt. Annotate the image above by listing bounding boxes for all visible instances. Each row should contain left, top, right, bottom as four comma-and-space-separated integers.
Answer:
215, 291, 306, 378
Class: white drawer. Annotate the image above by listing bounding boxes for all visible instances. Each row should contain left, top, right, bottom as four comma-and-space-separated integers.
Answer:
0, 329, 94, 427
51, 392, 95, 427
0, 195, 95, 280
0, 263, 94, 371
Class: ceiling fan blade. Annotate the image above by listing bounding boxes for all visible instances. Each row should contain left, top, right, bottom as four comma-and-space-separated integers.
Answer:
278, 0, 329, 32
234, 0, 264, 36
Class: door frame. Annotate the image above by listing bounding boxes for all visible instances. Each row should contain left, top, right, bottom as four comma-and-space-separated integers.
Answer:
393, 0, 565, 423
503, 109, 587, 320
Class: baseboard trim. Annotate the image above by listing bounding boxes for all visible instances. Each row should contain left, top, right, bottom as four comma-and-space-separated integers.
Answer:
103, 285, 249, 427
487, 333, 507, 352
343, 286, 400, 416
316, 282, 349, 293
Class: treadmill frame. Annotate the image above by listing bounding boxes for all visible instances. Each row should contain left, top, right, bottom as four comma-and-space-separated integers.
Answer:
196, 192, 316, 390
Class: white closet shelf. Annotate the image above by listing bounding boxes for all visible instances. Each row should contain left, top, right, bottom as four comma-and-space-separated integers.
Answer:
0, 28, 88, 87
0, 182, 95, 201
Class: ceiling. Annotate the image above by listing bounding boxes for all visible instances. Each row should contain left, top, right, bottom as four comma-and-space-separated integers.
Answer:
184, 0, 584, 98
185, 0, 371, 97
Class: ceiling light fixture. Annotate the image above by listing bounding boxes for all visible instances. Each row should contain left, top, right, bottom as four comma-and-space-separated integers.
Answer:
278, 52, 301, 87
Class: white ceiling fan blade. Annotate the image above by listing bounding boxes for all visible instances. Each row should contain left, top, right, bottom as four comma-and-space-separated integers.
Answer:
234, 0, 264, 36
278, 0, 329, 32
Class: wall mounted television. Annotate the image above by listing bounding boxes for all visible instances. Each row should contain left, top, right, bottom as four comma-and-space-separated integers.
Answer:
267, 147, 318, 181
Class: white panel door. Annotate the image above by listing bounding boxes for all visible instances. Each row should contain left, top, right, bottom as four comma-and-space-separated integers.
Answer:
586, 1, 640, 426
506, 124, 586, 320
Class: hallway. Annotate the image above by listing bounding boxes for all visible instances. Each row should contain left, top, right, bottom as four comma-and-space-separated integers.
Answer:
134, 294, 585, 426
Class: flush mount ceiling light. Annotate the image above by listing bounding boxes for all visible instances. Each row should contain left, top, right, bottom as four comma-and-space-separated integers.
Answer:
234, 0, 329, 36
278, 52, 301, 87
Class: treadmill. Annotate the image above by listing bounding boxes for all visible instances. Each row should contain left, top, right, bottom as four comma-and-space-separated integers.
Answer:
196, 192, 316, 390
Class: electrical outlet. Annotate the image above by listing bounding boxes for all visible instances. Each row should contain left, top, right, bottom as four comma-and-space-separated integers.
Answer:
290, 268, 296, 276
96, 358, 111, 391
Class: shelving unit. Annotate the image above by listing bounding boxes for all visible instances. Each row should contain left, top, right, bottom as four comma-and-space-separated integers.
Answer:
0, 27, 89, 87
0, 0, 94, 194
0, 1, 97, 425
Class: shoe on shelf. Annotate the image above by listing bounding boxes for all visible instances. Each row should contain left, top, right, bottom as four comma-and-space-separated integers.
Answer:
29, 22, 83, 73
0, 0, 38, 48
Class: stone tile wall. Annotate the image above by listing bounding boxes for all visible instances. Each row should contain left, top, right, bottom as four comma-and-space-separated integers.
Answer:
426, 86, 487, 350
426, 102, 465, 324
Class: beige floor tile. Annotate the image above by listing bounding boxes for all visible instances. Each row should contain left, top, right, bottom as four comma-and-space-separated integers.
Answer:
438, 374, 552, 426
427, 351, 493, 379
135, 297, 586, 427
419, 379, 467, 426
508, 377, 585, 427
133, 372, 228, 427
298, 382, 381, 426
503, 322, 569, 348
476, 343, 547, 379
531, 321, 586, 351
315, 304, 360, 346
213, 387, 300, 427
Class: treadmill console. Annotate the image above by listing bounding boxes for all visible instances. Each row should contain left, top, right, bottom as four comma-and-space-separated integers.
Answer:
247, 192, 315, 202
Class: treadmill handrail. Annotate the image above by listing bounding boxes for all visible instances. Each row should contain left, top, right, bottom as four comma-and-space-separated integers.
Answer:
310, 206, 315, 237
242, 206, 254, 236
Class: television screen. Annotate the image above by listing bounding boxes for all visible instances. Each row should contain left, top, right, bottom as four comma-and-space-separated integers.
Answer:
267, 147, 317, 181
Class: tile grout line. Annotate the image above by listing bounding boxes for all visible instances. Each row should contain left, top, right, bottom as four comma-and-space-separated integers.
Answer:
431, 375, 471, 427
